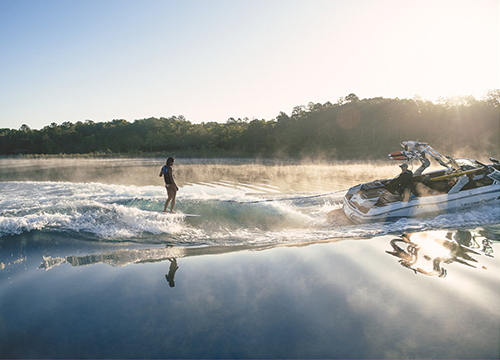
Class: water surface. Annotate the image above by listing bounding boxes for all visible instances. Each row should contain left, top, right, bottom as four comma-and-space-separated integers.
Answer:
0, 158, 498, 359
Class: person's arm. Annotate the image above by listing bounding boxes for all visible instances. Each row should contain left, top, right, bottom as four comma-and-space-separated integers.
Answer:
159, 166, 164, 177
390, 173, 401, 186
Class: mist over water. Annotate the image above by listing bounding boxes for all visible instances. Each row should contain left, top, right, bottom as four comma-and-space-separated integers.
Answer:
1, 158, 497, 245
0, 157, 399, 188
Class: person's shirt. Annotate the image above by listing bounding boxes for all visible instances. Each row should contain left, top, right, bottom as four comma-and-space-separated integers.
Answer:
391, 169, 413, 189
161, 165, 173, 184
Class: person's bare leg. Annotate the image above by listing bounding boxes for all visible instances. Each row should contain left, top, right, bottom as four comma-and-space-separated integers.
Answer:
169, 192, 176, 213
163, 198, 171, 212
170, 198, 176, 213
167, 187, 177, 213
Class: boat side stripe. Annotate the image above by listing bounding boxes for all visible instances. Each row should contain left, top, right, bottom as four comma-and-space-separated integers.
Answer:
347, 187, 500, 221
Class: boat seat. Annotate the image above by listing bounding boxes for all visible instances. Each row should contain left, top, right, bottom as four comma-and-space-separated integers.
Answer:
448, 175, 469, 194
414, 182, 442, 197
361, 181, 385, 191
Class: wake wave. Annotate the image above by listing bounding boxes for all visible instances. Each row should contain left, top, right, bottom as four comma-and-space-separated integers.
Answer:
1, 181, 498, 246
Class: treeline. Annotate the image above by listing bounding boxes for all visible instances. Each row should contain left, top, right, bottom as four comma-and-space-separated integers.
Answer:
1, 91, 499, 159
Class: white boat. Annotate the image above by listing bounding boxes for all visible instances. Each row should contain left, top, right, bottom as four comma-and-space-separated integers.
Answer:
341, 141, 500, 223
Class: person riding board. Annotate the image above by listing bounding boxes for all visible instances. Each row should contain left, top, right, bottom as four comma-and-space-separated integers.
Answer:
159, 157, 179, 213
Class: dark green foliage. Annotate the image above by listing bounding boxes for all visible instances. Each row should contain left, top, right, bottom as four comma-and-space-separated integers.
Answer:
1, 92, 499, 159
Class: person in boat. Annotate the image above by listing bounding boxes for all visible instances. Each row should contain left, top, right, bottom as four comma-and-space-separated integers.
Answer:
159, 157, 179, 213
447, 177, 457, 191
389, 163, 413, 201
414, 175, 439, 196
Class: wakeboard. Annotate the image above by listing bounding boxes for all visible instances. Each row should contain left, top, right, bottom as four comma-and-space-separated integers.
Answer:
146, 210, 200, 217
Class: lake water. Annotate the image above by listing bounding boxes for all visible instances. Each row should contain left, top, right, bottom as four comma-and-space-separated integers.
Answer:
1, 158, 499, 359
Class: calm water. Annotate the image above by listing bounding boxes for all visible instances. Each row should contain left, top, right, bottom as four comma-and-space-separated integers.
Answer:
1, 158, 499, 358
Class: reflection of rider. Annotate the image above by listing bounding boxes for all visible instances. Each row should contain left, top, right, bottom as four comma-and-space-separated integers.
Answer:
165, 258, 179, 287
390, 163, 413, 201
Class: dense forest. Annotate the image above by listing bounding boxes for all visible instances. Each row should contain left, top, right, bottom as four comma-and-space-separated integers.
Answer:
1, 91, 499, 160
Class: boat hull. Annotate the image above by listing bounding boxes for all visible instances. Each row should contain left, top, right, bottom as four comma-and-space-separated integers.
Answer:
343, 184, 500, 224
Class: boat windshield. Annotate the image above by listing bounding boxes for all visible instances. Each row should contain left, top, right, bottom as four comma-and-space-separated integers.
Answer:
487, 168, 500, 182
453, 158, 483, 170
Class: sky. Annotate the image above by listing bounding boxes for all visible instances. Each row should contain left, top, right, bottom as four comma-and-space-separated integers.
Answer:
0, 0, 498, 130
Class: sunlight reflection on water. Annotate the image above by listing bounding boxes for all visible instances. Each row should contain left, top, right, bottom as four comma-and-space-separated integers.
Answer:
1, 159, 499, 359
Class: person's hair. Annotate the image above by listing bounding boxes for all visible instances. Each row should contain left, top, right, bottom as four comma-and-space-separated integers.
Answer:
166, 157, 175, 166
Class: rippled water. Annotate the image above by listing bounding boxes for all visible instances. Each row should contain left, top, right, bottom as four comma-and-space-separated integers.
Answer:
1, 158, 498, 245
1, 158, 499, 359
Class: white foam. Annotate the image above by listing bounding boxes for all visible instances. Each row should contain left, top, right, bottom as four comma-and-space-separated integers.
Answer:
0, 181, 498, 245
0, 181, 188, 238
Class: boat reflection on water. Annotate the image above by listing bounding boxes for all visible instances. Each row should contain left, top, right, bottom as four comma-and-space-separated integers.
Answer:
386, 228, 497, 278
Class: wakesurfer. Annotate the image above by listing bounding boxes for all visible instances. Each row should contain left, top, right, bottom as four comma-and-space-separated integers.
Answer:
159, 157, 179, 213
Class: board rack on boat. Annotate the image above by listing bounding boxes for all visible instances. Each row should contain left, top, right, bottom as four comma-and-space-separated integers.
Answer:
340, 141, 500, 224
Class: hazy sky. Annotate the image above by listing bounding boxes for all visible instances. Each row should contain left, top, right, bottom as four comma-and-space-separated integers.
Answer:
0, 0, 498, 130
